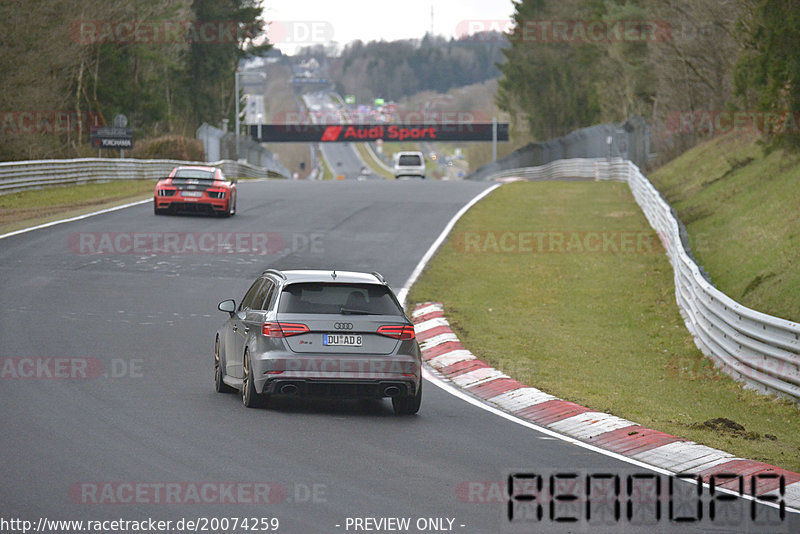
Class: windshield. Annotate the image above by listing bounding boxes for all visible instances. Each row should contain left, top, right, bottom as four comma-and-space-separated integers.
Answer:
278, 283, 403, 315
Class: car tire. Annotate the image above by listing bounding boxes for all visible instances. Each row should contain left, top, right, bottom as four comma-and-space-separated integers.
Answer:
392, 383, 422, 415
154, 204, 167, 215
214, 337, 235, 394
222, 192, 236, 218
242, 349, 267, 408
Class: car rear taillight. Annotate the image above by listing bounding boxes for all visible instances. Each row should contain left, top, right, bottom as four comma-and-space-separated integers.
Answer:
262, 322, 309, 337
377, 325, 416, 340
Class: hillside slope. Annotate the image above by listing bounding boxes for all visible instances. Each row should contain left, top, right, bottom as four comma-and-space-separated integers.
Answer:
650, 132, 800, 322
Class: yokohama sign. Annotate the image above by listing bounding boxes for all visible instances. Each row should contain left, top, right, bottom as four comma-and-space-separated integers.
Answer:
250, 123, 509, 142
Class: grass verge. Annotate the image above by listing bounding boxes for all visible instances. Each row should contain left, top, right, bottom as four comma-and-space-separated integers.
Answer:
408, 180, 800, 472
650, 131, 800, 322
0, 180, 157, 235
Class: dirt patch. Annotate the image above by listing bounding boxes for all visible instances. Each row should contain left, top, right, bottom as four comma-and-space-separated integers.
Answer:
689, 417, 776, 441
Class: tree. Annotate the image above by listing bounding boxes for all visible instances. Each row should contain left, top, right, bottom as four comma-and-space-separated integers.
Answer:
735, 0, 800, 148
185, 0, 271, 128
496, 0, 602, 140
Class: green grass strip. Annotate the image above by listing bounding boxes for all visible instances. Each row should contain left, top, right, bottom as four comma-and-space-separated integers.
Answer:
408, 180, 800, 472
0, 180, 156, 235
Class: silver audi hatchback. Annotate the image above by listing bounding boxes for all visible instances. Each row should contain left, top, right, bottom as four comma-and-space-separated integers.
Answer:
215, 269, 422, 414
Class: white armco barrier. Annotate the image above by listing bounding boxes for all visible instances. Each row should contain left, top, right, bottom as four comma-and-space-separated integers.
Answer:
492, 158, 800, 404
0, 157, 287, 194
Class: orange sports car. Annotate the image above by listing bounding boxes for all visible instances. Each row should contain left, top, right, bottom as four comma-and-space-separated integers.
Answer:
154, 165, 237, 217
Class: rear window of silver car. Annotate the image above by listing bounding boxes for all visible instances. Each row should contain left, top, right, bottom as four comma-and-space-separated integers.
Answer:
278, 283, 403, 315
398, 155, 422, 166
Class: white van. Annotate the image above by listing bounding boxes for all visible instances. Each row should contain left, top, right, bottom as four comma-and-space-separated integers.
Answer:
393, 151, 426, 179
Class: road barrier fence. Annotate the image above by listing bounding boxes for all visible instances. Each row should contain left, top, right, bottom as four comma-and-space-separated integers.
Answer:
0, 157, 287, 194
488, 158, 800, 404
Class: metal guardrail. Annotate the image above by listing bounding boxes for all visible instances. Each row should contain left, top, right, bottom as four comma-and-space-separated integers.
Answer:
491, 158, 800, 403
0, 157, 288, 194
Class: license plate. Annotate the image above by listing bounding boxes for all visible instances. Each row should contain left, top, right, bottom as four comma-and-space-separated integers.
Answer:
181, 191, 202, 197
323, 334, 362, 347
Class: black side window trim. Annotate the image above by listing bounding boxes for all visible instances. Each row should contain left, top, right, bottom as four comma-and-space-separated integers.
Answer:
239, 278, 266, 312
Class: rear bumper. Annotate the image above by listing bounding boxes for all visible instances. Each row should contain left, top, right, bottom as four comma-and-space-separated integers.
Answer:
262, 378, 417, 398
251, 352, 421, 397
154, 198, 228, 213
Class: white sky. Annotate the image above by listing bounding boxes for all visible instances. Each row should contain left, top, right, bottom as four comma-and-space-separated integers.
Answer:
262, 0, 516, 54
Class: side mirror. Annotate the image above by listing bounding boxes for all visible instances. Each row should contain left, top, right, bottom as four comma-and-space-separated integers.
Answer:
218, 299, 236, 316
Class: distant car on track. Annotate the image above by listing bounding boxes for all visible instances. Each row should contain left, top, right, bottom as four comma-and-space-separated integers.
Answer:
393, 151, 426, 179
214, 269, 422, 414
154, 165, 237, 216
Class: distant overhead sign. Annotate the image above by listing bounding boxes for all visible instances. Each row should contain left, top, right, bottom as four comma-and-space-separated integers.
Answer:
250, 123, 509, 143
291, 76, 329, 85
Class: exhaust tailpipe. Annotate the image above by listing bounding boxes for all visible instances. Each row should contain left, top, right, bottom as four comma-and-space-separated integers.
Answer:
383, 386, 401, 397
280, 384, 299, 395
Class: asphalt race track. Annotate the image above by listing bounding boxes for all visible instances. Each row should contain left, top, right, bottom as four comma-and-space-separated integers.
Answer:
1, 179, 796, 533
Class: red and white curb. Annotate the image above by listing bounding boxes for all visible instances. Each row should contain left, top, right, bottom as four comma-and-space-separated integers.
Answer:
412, 301, 800, 509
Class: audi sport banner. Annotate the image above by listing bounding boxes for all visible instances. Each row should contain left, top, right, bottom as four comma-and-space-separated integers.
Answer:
249, 123, 509, 143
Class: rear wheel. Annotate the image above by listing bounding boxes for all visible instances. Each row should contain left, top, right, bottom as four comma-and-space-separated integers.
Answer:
154, 204, 167, 215
242, 350, 267, 408
222, 192, 236, 217
214, 337, 235, 393
392, 383, 422, 415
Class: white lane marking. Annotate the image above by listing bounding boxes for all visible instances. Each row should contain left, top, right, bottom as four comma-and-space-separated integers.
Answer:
486, 387, 556, 411
548, 412, 637, 440
632, 441, 734, 473
397, 183, 502, 306
451, 367, 509, 388
414, 316, 450, 334
0, 199, 152, 240
428, 350, 476, 369
411, 302, 444, 318
419, 332, 460, 351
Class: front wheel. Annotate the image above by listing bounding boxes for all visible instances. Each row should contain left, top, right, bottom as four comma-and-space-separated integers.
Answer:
214, 337, 235, 393
392, 383, 422, 415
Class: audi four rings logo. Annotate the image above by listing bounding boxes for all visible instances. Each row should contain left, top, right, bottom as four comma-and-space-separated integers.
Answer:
334, 322, 353, 330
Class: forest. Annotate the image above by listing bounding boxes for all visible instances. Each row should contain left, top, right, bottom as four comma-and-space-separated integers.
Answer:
0, 0, 269, 161
324, 33, 507, 102
497, 0, 800, 157
1, 0, 798, 162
